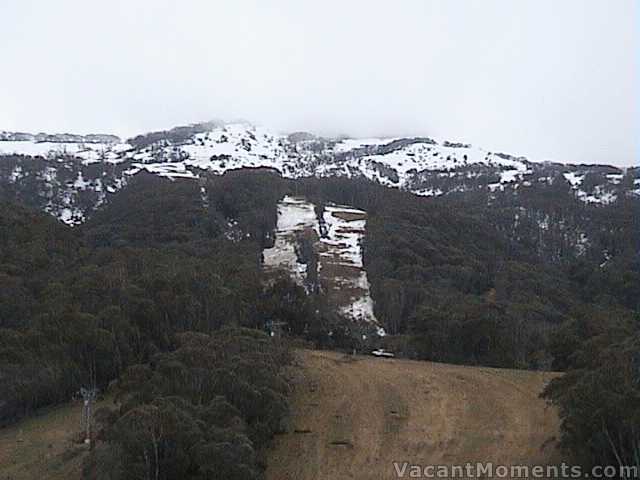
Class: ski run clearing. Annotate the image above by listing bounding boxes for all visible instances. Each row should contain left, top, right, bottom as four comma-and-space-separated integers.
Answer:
0, 350, 562, 480
263, 197, 318, 285
266, 350, 562, 480
263, 196, 383, 335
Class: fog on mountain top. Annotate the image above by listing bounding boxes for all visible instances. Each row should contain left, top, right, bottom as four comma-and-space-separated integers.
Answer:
0, 0, 636, 166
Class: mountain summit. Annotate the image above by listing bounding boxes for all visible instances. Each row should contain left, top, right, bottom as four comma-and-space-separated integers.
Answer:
0, 121, 637, 225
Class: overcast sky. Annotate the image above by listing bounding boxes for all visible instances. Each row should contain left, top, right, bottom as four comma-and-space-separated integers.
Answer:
0, 0, 637, 166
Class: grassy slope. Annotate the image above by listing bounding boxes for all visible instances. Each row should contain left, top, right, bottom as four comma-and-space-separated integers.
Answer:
0, 350, 563, 480
267, 350, 564, 480
0, 398, 113, 480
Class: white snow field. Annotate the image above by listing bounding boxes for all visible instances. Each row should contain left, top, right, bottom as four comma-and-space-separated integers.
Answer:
263, 196, 319, 285
0, 124, 538, 186
0, 140, 130, 163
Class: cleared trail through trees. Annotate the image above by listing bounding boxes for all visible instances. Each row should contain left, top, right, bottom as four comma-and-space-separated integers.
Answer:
266, 349, 564, 480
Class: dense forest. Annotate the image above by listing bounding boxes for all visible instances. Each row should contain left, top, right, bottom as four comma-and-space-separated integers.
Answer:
0, 170, 299, 478
0, 168, 638, 474
87, 328, 291, 480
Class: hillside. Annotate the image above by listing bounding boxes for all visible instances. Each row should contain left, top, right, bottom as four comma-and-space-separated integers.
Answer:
1, 122, 637, 225
0, 167, 636, 475
267, 350, 563, 480
0, 397, 114, 480
0, 349, 561, 480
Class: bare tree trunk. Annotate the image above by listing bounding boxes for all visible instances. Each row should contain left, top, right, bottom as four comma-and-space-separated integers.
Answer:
151, 432, 159, 480
143, 448, 151, 480
603, 421, 625, 473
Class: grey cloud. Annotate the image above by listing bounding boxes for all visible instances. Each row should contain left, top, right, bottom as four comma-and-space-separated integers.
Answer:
0, 0, 636, 166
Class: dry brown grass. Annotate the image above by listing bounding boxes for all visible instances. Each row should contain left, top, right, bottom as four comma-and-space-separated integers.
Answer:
0, 351, 563, 480
0, 397, 114, 480
266, 350, 565, 480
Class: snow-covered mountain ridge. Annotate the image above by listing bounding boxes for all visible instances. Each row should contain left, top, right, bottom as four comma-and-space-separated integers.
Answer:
0, 130, 121, 144
1, 122, 637, 225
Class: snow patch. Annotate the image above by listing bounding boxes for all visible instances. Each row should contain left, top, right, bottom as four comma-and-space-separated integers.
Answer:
263, 196, 383, 334
263, 196, 318, 286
